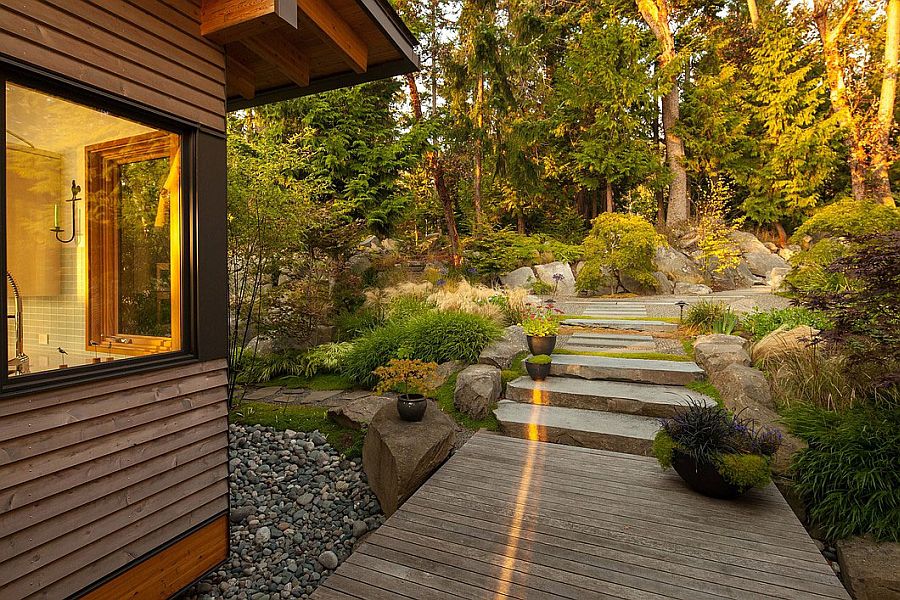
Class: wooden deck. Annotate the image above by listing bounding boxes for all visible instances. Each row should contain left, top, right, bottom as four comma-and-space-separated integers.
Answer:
312, 432, 850, 600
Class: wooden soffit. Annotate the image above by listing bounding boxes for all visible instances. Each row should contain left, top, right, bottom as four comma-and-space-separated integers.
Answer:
201, 0, 419, 109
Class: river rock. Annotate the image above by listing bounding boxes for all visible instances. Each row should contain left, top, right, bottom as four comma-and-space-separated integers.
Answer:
500, 266, 537, 289
533, 261, 576, 296
363, 400, 455, 516
454, 364, 502, 420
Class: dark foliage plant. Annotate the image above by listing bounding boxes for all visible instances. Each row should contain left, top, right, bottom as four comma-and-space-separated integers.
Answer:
798, 232, 900, 385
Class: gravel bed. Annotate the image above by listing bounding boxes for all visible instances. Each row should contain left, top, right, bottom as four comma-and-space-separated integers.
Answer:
182, 424, 384, 600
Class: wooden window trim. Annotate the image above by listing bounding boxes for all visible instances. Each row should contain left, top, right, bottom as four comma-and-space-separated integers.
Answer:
85, 131, 183, 357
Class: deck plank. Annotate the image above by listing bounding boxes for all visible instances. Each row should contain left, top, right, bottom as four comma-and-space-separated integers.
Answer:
312, 432, 850, 600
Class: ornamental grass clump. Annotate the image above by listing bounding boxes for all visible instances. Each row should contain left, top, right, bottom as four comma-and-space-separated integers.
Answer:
653, 400, 782, 492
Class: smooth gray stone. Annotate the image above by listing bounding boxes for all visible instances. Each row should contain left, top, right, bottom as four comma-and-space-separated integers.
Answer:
494, 400, 659, 455
505, 376, 714, 417
549, 354, 703, 385
562, 318, 677, 331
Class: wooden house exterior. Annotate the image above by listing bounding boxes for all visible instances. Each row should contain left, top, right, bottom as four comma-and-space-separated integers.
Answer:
0, 2, 417, 598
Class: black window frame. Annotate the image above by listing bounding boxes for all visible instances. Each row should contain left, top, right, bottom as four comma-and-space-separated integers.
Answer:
0, 58, 199, 397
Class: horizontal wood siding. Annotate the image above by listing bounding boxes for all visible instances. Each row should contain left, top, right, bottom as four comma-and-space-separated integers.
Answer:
0, 0, 226, 131
0, 360, 230, 600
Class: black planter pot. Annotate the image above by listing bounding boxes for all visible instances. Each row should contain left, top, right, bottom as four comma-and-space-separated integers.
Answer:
525, 360, 551, 381
527, 335, 557, 356
397, 394, 427, 422
671, 452, 745, 499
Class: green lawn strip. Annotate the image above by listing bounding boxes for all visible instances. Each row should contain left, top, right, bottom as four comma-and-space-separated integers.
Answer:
434, 374, 500, 432
230, 401, 364, 458
681, 338, 695, 358
686, 379, 723, 406
268, 373, 355, 391
557, 314, 680, 323
553, 348, 693, 362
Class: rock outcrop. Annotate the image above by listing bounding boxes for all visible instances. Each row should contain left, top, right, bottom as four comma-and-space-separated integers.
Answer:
500, 266, 537, 290
694, 335, 752, 373
533, 261, 576, 296
836, 536, 900, 600
454, 364, 502, 420
479, 325, 527, 370
362, 400, 455, 516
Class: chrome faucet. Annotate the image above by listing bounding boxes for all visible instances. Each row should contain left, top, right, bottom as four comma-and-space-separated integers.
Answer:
7, 271, 29, 375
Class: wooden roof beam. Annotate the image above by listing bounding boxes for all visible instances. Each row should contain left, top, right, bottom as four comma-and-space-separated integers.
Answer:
201, 0, 297, 44
241, 30, 310, 88
225, 51, 255, 100
296, 0, 368, 74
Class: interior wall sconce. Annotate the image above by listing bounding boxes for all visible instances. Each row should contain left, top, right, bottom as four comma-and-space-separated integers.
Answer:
51, 180, 80, 243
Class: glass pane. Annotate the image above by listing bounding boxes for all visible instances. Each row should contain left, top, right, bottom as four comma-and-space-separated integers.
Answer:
5, 82, 182, 376
117, 158, 172, 338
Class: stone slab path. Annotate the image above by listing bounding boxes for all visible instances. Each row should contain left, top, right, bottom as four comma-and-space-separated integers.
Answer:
549, 354, 704, 385
312, 432, 850, 600
562, 318, 678, 332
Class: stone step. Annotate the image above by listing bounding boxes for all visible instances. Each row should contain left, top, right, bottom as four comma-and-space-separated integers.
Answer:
562, 318, 677, 332
564, 333, 656, 349
494, 400, 659, 456
505, 376, 715, 417
549, 354, 704, 385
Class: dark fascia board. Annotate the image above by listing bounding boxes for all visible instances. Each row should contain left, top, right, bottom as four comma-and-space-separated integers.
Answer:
226, 0, 419, 111
227, 57, 416, 111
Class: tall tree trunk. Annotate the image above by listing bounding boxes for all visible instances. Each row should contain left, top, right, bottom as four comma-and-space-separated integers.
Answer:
473, 74, 484, 229
652, 96, 666, 225
746, 0, 760, 27
517, 210, 526, 234
637, 0, 689, 226
874, 0, 900, 206
591, 190, 598, 219
605, 181, 614, 213
406, 74, 461, 263
814, 0, 867, 200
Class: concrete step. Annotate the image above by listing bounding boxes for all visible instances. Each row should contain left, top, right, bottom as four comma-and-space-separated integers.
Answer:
562, 318, 677, 332
505, 376, 715, 417
549, 354, 704, 385
494, 400, 659, 456
563, 333, 656, 350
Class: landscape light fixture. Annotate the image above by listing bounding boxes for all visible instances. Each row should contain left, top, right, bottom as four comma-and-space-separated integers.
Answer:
676, 300, 688, 322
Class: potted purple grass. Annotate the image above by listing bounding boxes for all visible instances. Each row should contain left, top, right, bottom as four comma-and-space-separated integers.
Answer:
653, 399, 782, 499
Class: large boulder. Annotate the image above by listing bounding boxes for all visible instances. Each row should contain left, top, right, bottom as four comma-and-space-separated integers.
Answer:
500, 266, 536, 290
454, 364, 502, 420
533, 261, 576, 296
751, 325, 819, 365
729, 230, 770, 255
695, 333, 750, 351
654, 246, 705, 284
767, 266, 791, 290
652, 271, 674, 294
674, 282, 713, 295
712, 363, 774, 410
694, 339, 752, 374
363, 400, 455, 516
327, 395, 393, 430
744, 251, 789, 278
836, 536, 900, 600
704, 257, 760, 290
620, 273, 658, 296
479, 325, 527, 370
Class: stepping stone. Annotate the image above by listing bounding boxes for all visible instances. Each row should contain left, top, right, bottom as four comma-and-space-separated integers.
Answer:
562, 318, 677, 332
505, 376, 714, 417
549, 354, 704, 385
564, 333, 656, 350
494, 400, 660, 455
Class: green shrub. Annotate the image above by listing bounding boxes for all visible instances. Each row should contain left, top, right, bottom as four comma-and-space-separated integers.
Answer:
711, 309, 739, 335
340, 321, 408, 387
785, 238, 852, 294
385, 296, 434, 322
401, 311, 501, 364
783, 402, 900, 542
530, 280, 553, 295
742, 307, 830, 341
297, 342, 355, 377
717, 454, 772, 490
334, 307, 383, 340
463, 230, 582, 278
576, 213, 662, 294
684, 300, 727, 331
791, 198, 900, 243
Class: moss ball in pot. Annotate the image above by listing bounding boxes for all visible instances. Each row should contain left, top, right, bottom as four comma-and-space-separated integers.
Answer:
525, 354, 552, 381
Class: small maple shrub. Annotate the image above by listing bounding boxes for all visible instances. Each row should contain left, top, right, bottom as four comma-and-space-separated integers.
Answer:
576, 213, 662, 293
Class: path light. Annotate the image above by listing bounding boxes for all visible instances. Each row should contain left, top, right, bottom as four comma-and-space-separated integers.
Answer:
676, 300, 688, 322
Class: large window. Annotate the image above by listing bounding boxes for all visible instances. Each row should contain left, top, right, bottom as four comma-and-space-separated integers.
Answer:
4, 81, 184, 377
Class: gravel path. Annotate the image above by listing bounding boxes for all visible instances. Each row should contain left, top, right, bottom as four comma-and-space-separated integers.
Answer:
182, 424, 384, 600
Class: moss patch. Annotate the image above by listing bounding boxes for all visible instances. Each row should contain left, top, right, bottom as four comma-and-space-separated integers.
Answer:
553, 349, 693, 362
434, 374, 501, 432
717, 454, 772, 490
269, 373, 355, 391
653, 430, 676, 469
501, 351, 529, 385
686, 379, 723, 406
230, 401, 364, 459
